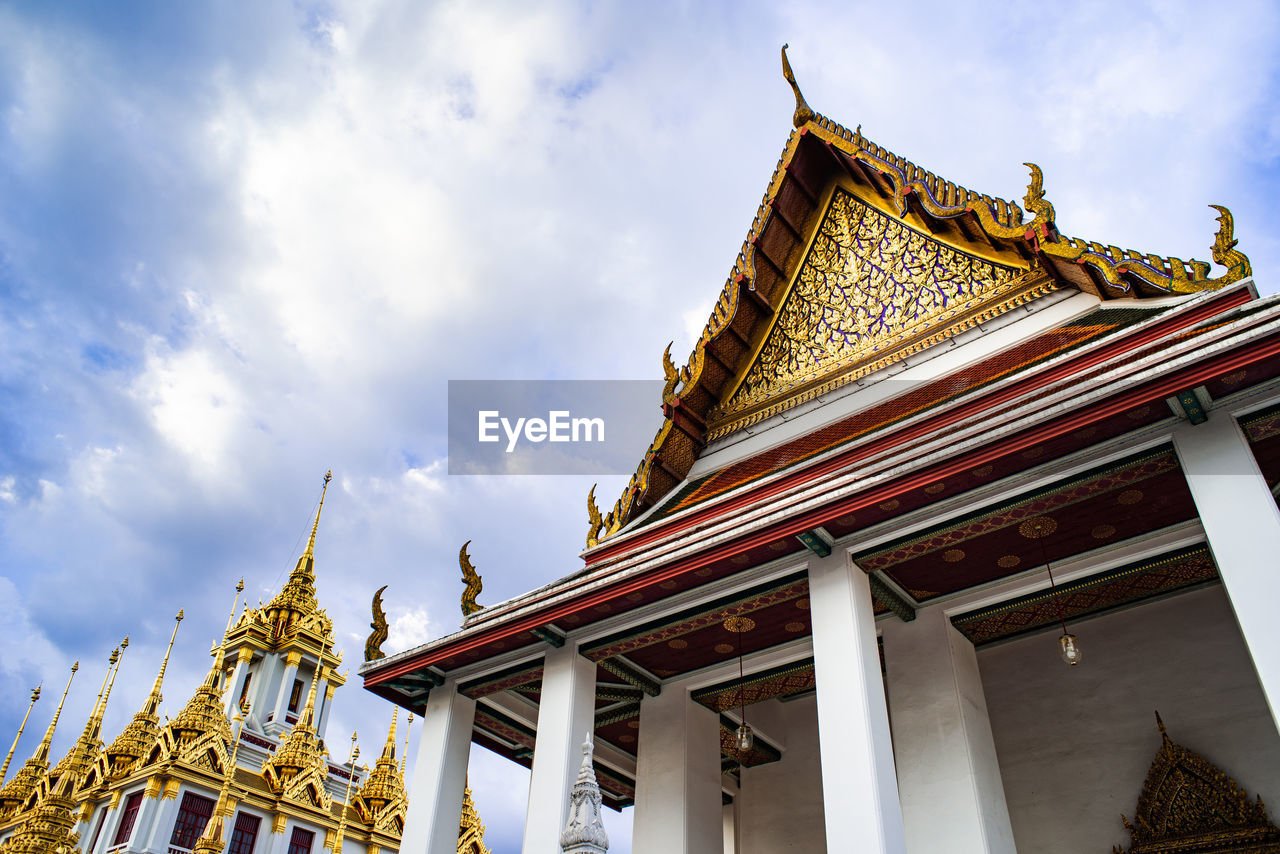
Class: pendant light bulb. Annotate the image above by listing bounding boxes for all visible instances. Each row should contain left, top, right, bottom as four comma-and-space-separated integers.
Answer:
1058, 632, 1082, 666
735, 723, 754, 753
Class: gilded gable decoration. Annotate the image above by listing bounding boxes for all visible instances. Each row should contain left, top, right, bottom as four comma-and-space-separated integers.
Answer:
586, 47, 1254, 544
366, 585, 389, 662
715, 189, 1043, 432
1113, 713, 1280, 854
261, 666, 332, 811
459, 541, 484, 619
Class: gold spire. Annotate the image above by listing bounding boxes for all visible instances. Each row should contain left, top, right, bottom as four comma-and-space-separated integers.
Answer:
303, 469, 332, 567
263, 472, 334, 641
401, 713, 412, 775
0, 669, 62, 816
355, 706, 404, 824
332, 732, 359, 854
47, 642, 126, 798
192, 702, 250, 854
0, 686, 40, 786
104, 610, 184, 779
168, 584, 241, 749
37, 663, 79, 765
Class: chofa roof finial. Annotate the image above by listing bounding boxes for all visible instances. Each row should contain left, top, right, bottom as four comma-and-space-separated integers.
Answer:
781, 44, 816, 129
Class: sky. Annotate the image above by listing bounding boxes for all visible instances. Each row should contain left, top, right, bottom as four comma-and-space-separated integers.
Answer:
0, 1, 1278, 851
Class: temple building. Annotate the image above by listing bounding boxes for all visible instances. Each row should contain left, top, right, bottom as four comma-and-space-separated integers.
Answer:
362, 50, 1280, 854
0, 476, 491, 854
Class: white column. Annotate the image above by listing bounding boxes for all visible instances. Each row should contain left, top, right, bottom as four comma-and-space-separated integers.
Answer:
401, 683, 475, 854
316, 683, 336, 739
722, 802, 738, 854
522, 644, 597, 854
881, 606, 1014, 854
139, 793, 181, 853
631, 687, 724, 854
1173, 414, 1280, 730
224, 648, 254, 716
269, 653, 301, 733
808, 551, 906, 854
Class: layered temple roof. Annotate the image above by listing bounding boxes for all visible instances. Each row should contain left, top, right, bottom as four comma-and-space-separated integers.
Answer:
585, 46, 1253, 547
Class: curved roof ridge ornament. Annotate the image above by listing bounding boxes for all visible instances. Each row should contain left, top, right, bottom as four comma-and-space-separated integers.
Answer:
781, 44, 815, 128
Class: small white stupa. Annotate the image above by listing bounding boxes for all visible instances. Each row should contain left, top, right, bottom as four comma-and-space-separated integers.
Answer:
559, 734, 609, 854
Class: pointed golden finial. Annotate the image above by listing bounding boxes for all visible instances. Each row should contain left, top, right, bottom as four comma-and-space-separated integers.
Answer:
781, 44, 815, 128
144, 611, 184, 715
0, 686, 41, 785
401, 713, 412, 774
364, 585, 388, 663
459, 541, 483, 619
586, 485, 603, 548
380, 708, 398, 763
332, 732, 360, 854
32, 663, 77, 764
299, 665, 323, 730
89, 639, 128, 739
302, 470, 333, 566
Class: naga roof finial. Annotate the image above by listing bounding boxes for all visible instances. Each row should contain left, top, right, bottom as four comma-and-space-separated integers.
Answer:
460, 541, 483, 619
781, 44, 815, 129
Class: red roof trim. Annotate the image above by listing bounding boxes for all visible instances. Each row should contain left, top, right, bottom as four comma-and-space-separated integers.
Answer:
365, 302, 1271, 687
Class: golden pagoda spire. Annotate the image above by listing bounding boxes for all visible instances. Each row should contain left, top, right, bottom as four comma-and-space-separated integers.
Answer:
354, 708, 405, 826
261, 667, 330, 800
104, 611, 184, 778
331, 732, 359, 854
263, 472, 334, 641
192, 702, 250, 854
168, 583, 242, 749
47, 641, 126, 798
400, 713, 412, 775
0, 664, 75, 818
302, 469, 332, 570
1, 686, 40, 786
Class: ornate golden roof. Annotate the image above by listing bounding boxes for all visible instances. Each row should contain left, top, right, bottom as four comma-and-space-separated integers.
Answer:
586, 46, 1253, 545
160, 586, 242, 768
0, 686, 41, 788
0, 789, 81, 854
261, 666, 331, 811
102, 611, 183, 782
0, 664, 77, 819
1114, 713, 1280, 854
458, 782, 491, 854
354, 709, 406, 835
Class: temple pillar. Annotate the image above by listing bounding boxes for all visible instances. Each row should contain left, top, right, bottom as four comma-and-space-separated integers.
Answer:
139, 790, 181, 853
521, 644, 597, 854
401, 681, 475, 854
808, 550, 906, 854
268, 651, 302, 734
1173, 413, 1280, 731
224, 647, 254, 716
632, 687, 723, 854
881, 605, 1015, 854
317, 683, 337, 738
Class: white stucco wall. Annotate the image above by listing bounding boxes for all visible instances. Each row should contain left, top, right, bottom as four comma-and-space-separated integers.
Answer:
737, 695, 827, 854
977, 584, 1280, 854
